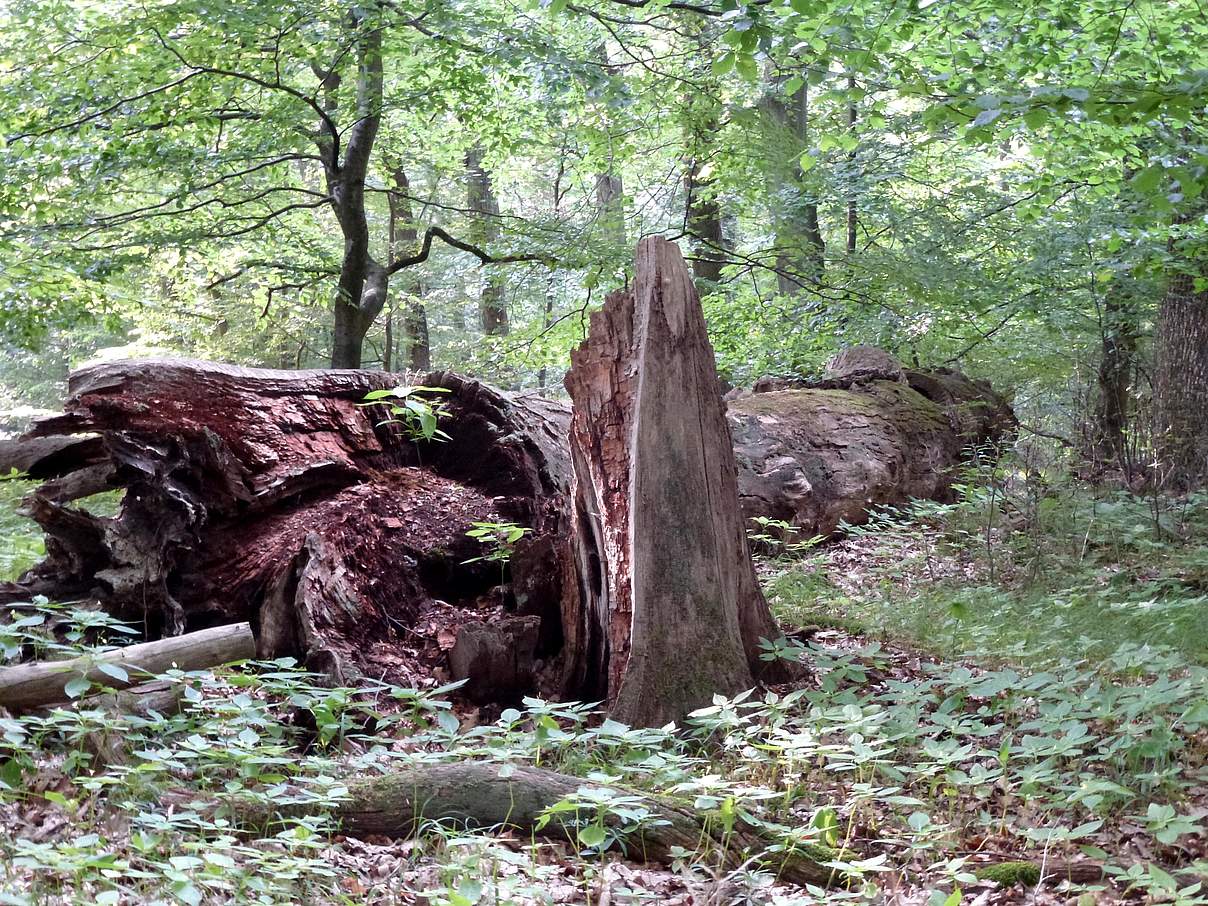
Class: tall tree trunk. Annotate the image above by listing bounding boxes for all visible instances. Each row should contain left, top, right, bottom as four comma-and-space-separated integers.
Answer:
764, 70, 825, 295
387, 165, 431, 370
846, 74, 858, 255
594, 44, 626, 254
325, 14, 385, 369
1091, 281, 1138, 472
465, 147, 508, 336
405, 304, 432, 371
540, 156, 569, 391
682, 23, 728, 290
1154, 212, 1208, 489
684, 117, 727, 288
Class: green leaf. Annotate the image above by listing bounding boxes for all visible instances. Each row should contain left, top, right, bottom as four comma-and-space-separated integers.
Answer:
64, 675, 91, 699
972, 108, 1002, 127
578, 824, 607, 848
712, 53, 735, 76
1131, 165, 1164, 195
95, 661, 129, 684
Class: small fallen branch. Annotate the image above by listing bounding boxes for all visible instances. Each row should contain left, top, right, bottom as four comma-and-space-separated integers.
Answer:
230, 761, 846, 887
0, 622, 255, 711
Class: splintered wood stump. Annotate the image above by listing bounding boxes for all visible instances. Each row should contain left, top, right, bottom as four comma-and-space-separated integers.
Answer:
563, 237, 787, 726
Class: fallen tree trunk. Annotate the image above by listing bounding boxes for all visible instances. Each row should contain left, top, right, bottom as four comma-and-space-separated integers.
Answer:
0, 364, 575, 689
733, 356, 1015, 536
0, 622, 253, 711
229, 761, 844, 887
0, 285, 1010, 707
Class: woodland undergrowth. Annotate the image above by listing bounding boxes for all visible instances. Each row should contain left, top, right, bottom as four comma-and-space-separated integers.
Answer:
1, 464, 1207, 905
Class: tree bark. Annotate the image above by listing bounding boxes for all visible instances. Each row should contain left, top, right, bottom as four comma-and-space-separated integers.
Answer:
1, 345, 1011, 706
763, 70, 824, 293
326, 14, 385, 369
738, 366, 1015, 535
465, 147, 508, 336
563, 238, 788, 726
387, 165, 431, 370
682, 24, 729, 290
845, 74, 858, 255
0, 361, 575, 684
1090, 279, 1138, 474
594, 45, 626, 254
1154, 212, 1208, 489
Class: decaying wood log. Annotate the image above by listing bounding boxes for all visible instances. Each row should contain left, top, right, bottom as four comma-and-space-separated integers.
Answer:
228, 761, 844, 887
563, 237, 789, 725
0, 364, 574, 691
731, 364, 1014, 535
0, 622, 253, 711
448, 615, 541, 704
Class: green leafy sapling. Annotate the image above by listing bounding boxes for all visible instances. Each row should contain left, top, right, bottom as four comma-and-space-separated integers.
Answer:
361, 385, 452, 444
464, 521, 532, 583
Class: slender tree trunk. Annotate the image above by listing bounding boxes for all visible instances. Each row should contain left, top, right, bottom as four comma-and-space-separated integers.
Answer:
387, 165, 431, 370
465, 147, 508, 336
684, 119, 727, 287
764, 70, 824, 294
594, 45, 626, 253
539, 158, 568, 391
325, 15, 385, 369
846, 75, 858, 255
405, 305, 432, 370
682, 23, 728, 290
1154, 212, 1208, 488
1092, 281, 1138, 472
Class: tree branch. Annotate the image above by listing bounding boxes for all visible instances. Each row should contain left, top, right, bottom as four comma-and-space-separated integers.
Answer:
386, 226, 551, 275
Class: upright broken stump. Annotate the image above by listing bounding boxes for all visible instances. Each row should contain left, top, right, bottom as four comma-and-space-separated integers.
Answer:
563, 236, 786, 727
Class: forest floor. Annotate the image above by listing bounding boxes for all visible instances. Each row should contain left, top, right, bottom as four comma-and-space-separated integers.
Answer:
1, 475, 1207, 904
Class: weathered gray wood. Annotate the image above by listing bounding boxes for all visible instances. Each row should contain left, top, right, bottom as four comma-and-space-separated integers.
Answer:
563, 237, 786, 726
0, 622, 254, 711
729, 365, 1015, 535
448, 615, 541, 704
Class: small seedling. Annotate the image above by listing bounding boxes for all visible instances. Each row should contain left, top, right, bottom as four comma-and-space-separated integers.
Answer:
361, 385, 452, 443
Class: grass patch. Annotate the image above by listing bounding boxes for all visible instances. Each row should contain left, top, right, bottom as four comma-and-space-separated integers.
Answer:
768, 484, 1208, 669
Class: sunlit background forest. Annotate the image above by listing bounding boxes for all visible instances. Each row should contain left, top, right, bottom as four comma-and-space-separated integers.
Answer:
2, 0, 1208, 903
